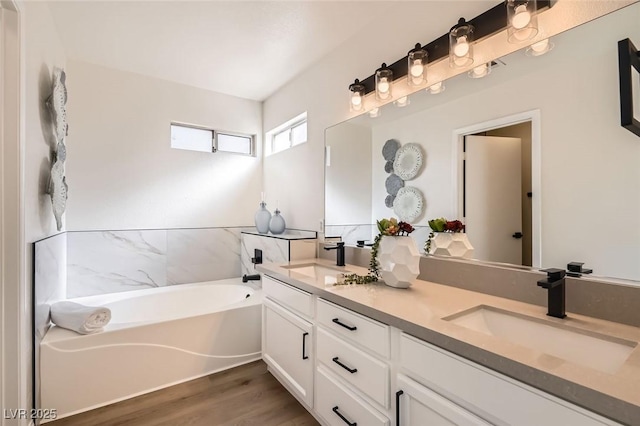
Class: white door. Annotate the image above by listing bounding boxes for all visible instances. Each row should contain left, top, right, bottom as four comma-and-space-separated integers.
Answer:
263, 298, 314, 407
464, 136, 522, 265
396, 375, 491, 426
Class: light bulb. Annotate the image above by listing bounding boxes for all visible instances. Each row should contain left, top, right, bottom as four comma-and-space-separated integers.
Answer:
369, 108, 380, 118
512, 4, 531, 29
378, 78, 390, 94
454, 36, 469, 57
395, 96, 409, 107
427, 81, 445, 94
351, 93, 362, 107
473, 65, 486, 76
531, 38, 548, 52
410, 60, 423, 78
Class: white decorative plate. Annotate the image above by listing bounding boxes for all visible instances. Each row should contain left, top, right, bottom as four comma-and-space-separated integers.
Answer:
393, 143, 423, 180
393, 186, 424, 222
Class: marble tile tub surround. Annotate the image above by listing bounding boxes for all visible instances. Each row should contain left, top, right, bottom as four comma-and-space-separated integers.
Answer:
64, 227, 244, 298
319, 244, 640, 328
240, 231, 317, 276
325, 224, 431, 251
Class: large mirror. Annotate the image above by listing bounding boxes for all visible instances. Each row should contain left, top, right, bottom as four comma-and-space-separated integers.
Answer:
325, 3, 640, 282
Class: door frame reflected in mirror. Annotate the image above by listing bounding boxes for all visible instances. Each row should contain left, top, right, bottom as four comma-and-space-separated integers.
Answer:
452, 110, 542, 267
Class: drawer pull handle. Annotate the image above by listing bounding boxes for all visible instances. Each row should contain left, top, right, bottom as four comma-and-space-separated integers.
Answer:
302, 332, 309, 360
332, 406, 357, 426
332, 356, 357, 374
332, 318, 357, 331
396, 390, 404, 425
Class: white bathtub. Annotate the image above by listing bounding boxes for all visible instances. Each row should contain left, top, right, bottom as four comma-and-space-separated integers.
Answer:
40, 278, 262, 421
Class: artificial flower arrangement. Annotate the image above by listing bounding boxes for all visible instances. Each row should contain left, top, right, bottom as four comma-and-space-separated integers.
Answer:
339, 217, 415, 285
424, 217, 465, 253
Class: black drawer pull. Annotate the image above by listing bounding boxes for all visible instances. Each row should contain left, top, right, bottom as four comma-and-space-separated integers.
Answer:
332, 318, 357, 331
302, 332, 309, 360
332, 356, 357, 374
396, 390, 404, 425
332, 406, 357, 426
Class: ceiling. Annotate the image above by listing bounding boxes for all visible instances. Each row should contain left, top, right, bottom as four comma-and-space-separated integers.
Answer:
47, 1, 496, 101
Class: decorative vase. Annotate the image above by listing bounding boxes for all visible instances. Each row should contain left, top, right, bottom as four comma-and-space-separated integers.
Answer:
254, 202, 271, 234
429, 232, 474, 258
377, 236, 420, 289
269, 208, 286, 234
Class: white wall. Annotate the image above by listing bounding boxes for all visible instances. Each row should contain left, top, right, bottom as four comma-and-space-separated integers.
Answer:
20, 0, 68, 418
325, 122, 372, 225
368, 7, 640, 281
65, 60, 263, 231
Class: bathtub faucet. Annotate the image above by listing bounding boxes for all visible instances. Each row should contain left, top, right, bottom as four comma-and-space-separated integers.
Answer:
242, 274, 261, 283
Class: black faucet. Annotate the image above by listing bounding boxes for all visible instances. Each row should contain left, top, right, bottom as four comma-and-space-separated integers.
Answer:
324, 242, 345, 267
537, 268, 566, 319
251, 249, 262, 265
242, 274, 261, 283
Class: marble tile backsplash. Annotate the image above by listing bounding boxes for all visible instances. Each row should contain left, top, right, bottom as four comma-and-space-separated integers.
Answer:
62, 227, 248, 298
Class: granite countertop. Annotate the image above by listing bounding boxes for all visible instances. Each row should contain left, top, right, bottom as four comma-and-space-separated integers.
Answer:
257, 258, 640, 426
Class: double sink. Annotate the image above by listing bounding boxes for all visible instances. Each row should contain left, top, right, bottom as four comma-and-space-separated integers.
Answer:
282, 261, 637, 375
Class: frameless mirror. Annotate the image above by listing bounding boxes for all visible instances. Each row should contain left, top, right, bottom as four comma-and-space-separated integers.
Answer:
325, 3, 640, 282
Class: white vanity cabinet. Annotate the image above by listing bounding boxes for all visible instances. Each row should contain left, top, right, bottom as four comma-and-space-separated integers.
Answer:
399, 333, 620, 426
262, 277, 314, 408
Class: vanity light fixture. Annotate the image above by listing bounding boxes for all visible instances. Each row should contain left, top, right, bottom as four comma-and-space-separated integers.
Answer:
468, 62, 492, 79
526, 38, 554, 56
394, 96, 410, 108
408, 43, 428, 87
426, 81, 445, 94
376, 63, 393, 101
369, 107, 381, 118
507, 0, 539, 43
450, 18, 474, 68
349, 79, 365, 112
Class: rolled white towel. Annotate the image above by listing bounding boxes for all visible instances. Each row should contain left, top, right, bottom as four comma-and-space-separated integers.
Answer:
50, 301, 111, 335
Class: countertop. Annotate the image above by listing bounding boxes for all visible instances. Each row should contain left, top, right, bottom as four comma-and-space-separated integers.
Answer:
257, 258, 640, 426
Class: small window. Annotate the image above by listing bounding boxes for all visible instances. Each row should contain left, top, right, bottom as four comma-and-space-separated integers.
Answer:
171, 123, 254, 156
216, 132, 253, 155
266, 112, 307, 155
171, 123, 213, 153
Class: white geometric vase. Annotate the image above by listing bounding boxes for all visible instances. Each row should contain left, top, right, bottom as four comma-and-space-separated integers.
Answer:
429, 232, 474, 258
377, 236, 420, 289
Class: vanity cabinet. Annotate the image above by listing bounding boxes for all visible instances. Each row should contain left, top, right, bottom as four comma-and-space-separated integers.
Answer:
262, 277, 314, 408
399, 333, 618, 426
396, 374, 490, 426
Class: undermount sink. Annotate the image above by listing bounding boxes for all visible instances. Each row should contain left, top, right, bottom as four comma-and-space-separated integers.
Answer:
444, 305, 637, 374
281, 263, 347, 284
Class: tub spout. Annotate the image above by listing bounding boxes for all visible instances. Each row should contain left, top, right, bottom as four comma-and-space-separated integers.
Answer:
242, 274, 261, 283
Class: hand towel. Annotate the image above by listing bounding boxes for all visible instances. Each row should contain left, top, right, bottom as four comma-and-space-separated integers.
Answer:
50, 301, 111, 335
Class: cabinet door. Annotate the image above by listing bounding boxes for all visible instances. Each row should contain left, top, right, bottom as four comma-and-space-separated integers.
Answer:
396, 375, 491, 426
263, 298, 314, 407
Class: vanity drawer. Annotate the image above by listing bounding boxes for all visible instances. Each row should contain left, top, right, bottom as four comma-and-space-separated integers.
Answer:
317, 327, 389, 408
317, 298, 390, 358
316, 365, 389, 426
263, 275, 313, 319
400, 333, 615, 426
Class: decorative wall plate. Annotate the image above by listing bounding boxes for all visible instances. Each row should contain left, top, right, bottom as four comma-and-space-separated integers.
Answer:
382, 139, 400, 161
47, 68, 68, 144
393, 186, 424, 222
393, 143, 423, 180
385, 174, 404, 196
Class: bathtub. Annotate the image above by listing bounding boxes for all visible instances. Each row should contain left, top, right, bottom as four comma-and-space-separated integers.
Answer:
40, 278, 262, 421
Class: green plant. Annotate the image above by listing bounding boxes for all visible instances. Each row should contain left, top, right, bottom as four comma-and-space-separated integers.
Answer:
336, 218, 414, 285
424, 217, 465, 253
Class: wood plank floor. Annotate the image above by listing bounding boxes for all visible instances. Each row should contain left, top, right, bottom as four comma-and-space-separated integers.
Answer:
48, 360, 319, 426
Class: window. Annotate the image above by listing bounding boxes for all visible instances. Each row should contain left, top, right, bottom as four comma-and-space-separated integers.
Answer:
171, 123, 213, 153
265, 112, 307, 155
171, 123, 254, 156
216, 132, 253, 155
